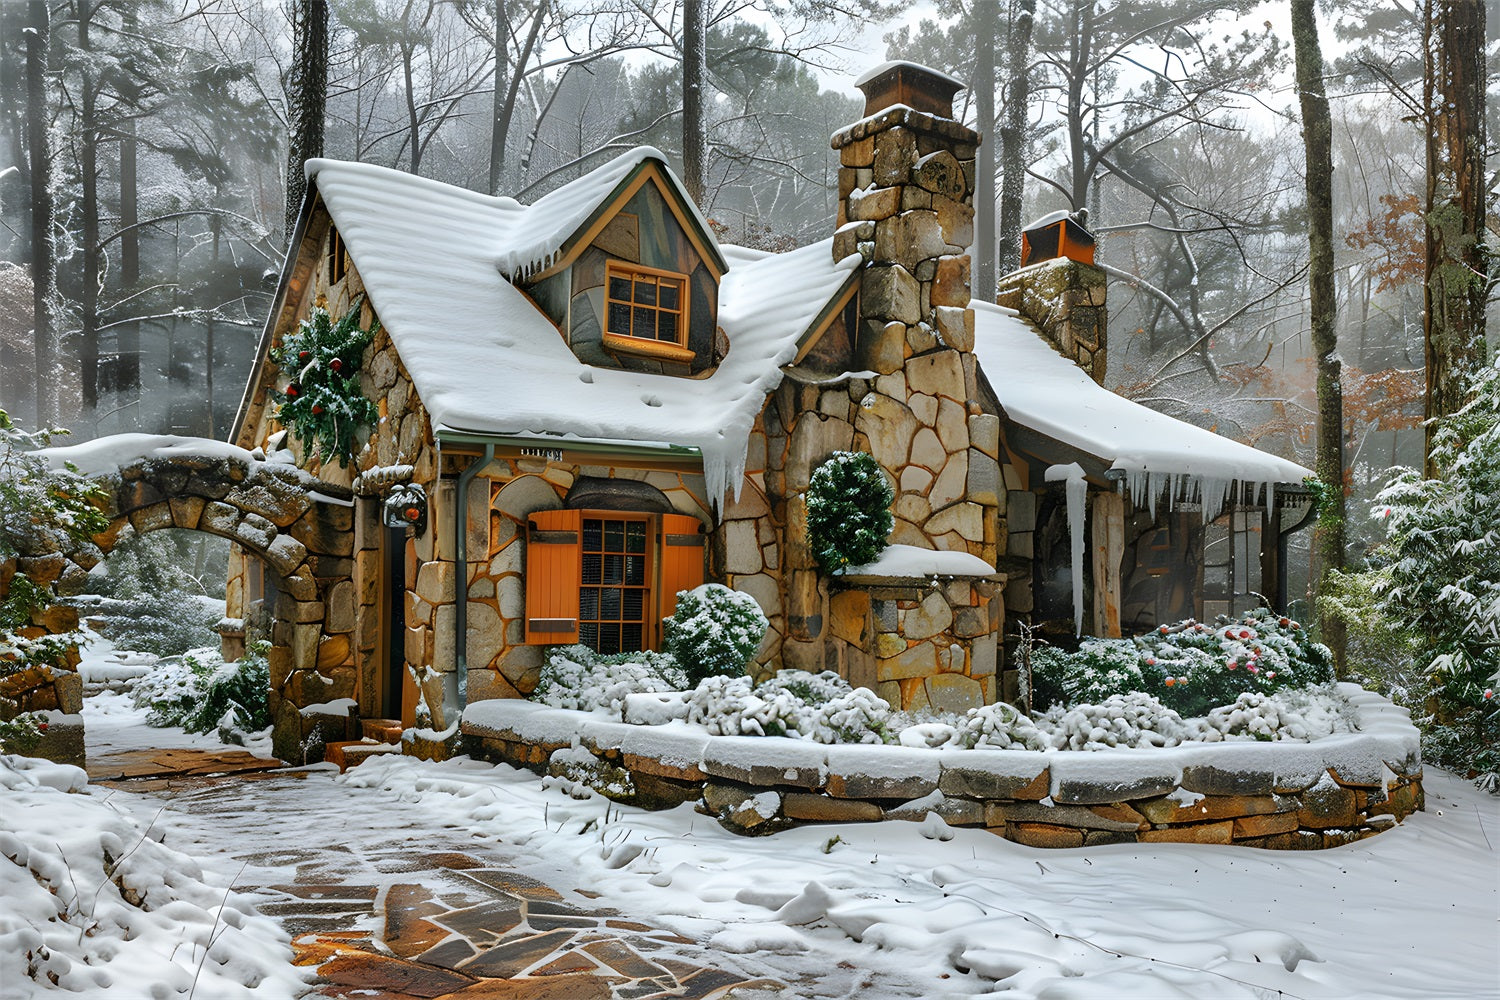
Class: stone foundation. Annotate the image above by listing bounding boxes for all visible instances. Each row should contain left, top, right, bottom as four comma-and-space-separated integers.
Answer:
461, 684, 1423, 849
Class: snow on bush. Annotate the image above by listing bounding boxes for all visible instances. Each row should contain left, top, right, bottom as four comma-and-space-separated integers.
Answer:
805, 451, 894, 575
1032, 608, 1336, 717
684, 670, 892, 744
529, 645, 1356, 751
131, 643, 271, 743
0, 755, 304, 997
663, 583, 768, 684
1044, 692, 1198, 750
530, 645, 688, 714
955, 700, 1051, 750
1203, 684, 1359, 742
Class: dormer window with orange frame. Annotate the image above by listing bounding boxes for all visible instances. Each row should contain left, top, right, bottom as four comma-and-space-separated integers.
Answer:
602, 261, 695, 363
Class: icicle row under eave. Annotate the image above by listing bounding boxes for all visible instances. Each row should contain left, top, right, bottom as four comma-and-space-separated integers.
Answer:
1116, 470, 1286, 523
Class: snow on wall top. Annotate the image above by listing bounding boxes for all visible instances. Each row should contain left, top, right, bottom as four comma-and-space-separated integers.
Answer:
37, 434, 265, 477
305, 156, 859, 510
971, 301, 1312, 501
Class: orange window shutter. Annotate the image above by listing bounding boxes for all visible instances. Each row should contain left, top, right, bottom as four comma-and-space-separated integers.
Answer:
525, 508, 582, 645
657, 513, 707, 624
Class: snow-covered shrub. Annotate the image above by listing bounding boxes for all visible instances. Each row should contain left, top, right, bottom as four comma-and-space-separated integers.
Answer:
954, 701, 1050, 750
684, 669, 893, 743
83, 593, 222, 657
805, 451, 894, 575
0, 410, 107, 679
1319, 364, 1500, 790
530, 645, 688, 714
0, 713, 45, 754
1030, 610, 1335, 717
1042, 692, 1196, 750
663, 583, 768, 684
1030, 638, 1144, 709
810, 685, 892, 744
132, 642, 271, 738
685, 674, 801, 737
1203, 685, 1357, 742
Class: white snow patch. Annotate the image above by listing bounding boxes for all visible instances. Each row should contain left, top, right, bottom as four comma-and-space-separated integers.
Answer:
843, 543, 996, 579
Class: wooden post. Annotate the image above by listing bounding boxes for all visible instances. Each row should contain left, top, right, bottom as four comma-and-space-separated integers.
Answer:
1090, 492, 1124, 637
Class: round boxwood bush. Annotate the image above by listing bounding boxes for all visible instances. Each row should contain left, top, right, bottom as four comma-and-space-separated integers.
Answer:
806, 451, 894, 575
663, 583, 768, 685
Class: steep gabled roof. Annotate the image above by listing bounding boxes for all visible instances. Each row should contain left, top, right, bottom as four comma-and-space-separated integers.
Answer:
971, 300, 1312, 516
252, 153, 857, 509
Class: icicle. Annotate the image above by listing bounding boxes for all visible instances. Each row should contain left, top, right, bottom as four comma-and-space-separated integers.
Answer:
1147, 470, 1159, 521
1045, 462, 1088, 636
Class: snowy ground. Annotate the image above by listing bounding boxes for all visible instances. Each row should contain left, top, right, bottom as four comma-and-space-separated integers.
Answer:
2, 633, 1496, 998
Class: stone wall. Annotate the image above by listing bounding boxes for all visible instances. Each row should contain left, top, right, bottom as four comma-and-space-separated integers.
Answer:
461, 684, 1424, 849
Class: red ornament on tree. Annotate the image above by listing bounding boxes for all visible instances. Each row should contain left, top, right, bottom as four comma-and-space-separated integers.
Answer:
311, 404, 324, 415
287, 384, 301, 397
298, 350, 310, 361
330, 358, 343, 373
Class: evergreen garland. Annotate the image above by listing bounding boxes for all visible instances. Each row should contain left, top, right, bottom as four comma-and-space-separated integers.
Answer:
805, 451, 894, 575
270, 299, 381, 467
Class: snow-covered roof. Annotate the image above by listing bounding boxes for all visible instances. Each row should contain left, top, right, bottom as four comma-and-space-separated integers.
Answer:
1024, 209, 1074, 230
971, 301, 1312, 515
305, 155, 860, 509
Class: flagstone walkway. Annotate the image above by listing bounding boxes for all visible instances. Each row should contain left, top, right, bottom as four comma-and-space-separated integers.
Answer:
89, 745, 786, 1000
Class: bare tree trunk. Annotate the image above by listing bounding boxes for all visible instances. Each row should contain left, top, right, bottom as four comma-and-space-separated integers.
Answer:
1292, 0, 1344, 669
1422, 0, 1488, 470
488, 0, 512, 194
78, 1, 100, 415
973, 0, 998, 299
119, 116, 140, 402
285, 0, 328, 243
681, 0, 707, 203
24, 0, 55, 426
1065, 1, 1093, 211
997, 0, 1035, 275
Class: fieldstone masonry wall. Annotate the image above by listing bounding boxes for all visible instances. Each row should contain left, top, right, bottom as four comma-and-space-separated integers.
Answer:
723, 83, 1007, 712
462, 684, 1424, 849
996, 257, 1108, 386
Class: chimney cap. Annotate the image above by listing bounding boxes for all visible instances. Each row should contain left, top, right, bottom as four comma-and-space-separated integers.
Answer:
853, 60, 965, 120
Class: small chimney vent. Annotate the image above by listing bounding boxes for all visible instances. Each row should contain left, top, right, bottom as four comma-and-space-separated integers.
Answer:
853, 60, 965, 120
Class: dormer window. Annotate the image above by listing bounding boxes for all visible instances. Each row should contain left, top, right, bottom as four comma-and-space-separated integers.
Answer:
602, 261, 694, 363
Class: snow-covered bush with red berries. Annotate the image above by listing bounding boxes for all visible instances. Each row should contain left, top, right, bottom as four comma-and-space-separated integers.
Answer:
1032, 608, 1335, 717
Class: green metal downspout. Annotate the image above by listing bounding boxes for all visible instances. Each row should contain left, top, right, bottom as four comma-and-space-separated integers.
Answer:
451, 443, 495, 715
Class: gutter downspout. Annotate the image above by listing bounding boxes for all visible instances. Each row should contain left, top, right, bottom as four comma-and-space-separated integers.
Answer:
449, 443, 495, 720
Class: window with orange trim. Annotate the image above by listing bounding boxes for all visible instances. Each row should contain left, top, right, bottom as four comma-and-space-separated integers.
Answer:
525, 509, 705, 654
605, 262, 686, 346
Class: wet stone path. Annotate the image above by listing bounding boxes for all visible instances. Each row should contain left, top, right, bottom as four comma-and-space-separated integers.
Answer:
89, 748, 784, 1000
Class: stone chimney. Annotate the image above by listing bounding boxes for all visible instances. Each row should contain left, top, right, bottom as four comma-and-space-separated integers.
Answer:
997, 215, 1108, 385
828, 62, 996, 564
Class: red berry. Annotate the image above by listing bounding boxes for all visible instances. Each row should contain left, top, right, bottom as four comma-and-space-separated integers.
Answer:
1165, 677, 1176, 687
311, 404, 324, 415
287, 384, 300, 397
405, 506, 421, 521
1159, 625, 1169, 634
331, 359, 343, 372
298, 350, 309, 361
1278, 617, 1290, 627
1227, 661, 1237, 671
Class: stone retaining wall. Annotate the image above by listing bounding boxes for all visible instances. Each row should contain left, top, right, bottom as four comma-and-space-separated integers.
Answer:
460, 683, 1423, 849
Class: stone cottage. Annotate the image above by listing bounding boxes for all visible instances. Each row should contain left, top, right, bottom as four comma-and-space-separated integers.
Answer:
228, 61, 1311, 757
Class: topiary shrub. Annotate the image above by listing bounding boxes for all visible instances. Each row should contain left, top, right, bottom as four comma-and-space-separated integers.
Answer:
663, 583, 768, 685
805, 451, 894, 575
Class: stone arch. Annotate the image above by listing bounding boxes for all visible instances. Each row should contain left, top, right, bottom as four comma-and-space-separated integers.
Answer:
27, 445, 360, 763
